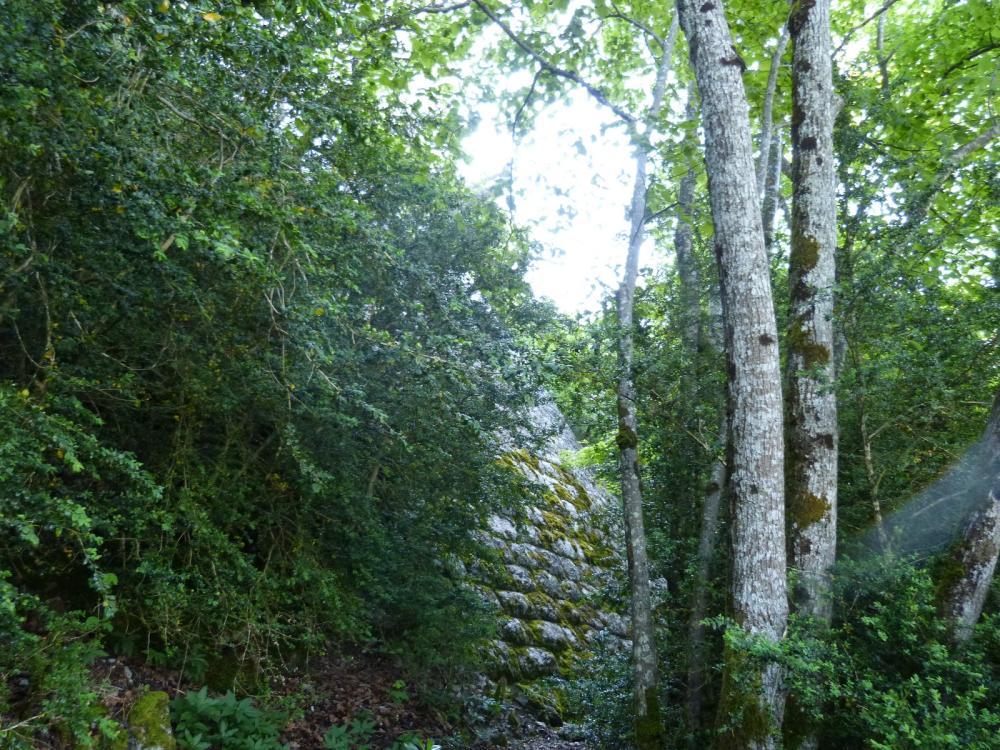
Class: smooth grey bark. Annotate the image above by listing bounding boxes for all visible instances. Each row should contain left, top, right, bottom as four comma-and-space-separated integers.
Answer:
756, 27, 789, 202
677, 1, 788, 747
786, 0, 838, 625
859, 400, 889, 550
876, 12, 890, 98
614, 14, 678, 747
940, 390, 1000, 643
761, 129, 783, 257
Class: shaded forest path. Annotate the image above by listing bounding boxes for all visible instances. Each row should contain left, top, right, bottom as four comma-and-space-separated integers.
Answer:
508, 727, 591, 750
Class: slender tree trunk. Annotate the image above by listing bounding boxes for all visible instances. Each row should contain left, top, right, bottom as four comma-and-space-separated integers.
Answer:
677, 2, 788, 748
876, 13, 890, 99
761, 130, 783, 257
859, 398, 889, 550
839, 200, 888, 549
940, 390, 1000, 643
756, 27, 789, 202
672, 87, 724, 729
614, 15, 678, 748
686, 412, 726, 728
675, 94, 702, 355
786, 0, 838, 625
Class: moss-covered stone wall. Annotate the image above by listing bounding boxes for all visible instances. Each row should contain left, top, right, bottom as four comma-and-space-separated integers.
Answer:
470, 402, 629, 685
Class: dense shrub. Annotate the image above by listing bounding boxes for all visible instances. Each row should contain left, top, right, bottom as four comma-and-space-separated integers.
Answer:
785, 558, 1000, 750
0, 0, 549, 741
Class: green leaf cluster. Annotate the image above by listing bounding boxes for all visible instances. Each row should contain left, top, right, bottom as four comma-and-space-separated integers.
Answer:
172, 687, 286, 750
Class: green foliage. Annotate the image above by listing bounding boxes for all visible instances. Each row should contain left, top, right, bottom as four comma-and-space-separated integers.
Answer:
0, 593, 121, 749
388, 680, 410, 705
321, 715, 438, 750
322, 715, 374, 750
0, 0, 550, 739
388, 733, 439, 750
784, 558, 1000, 749
1, 0, 998, 745
558, 641, 635, 748
171, 688, 286, 750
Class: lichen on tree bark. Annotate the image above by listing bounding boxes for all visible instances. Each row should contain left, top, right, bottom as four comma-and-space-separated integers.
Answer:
676, 0, 789, 747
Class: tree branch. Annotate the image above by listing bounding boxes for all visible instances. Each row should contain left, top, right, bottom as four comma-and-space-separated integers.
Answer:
756, 25, 789, 200
410, 0, 473, 13
947, 122, 1000, 164
604, 1, 665, 50
904, 122, 1000, 230
472, 0, 635, 127
512, 66, 543, 136
941, 42, 999, 79
833, 0, 902, 59
644, 201, 679, 226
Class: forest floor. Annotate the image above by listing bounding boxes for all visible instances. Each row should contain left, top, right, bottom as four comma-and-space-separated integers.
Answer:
506, 728, 591, 749
93, 650, 591, 749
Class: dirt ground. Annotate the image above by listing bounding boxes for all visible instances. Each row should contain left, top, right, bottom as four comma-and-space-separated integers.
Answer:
92, 651, 594, 750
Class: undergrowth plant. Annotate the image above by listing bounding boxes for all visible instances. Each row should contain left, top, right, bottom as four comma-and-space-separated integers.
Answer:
171, 688, 286, 750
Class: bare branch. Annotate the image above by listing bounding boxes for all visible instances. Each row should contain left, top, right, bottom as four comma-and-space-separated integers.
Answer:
409, 0, 473, 14
948, 122, 1000, 164
833, 0, 902, 59
511, 67, 543, 136
504, 67, 543, 214
644, 201, 679, 226
156, 94, 229, 140
472, 0, 635, 127
604, 1, 665, 50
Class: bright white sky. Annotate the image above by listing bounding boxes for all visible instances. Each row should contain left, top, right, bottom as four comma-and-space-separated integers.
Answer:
458, 89, 644, 317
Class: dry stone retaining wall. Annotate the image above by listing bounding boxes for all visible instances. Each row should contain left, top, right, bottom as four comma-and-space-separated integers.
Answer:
470, 402, 630, 683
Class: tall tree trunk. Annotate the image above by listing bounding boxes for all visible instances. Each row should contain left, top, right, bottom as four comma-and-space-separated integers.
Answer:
761, 129, 783, 257
673, 87, 723, 729
614, 15, 678, 748
786, 0, 838, 625
940, 390, 1000, 643
677, 2, 788, 748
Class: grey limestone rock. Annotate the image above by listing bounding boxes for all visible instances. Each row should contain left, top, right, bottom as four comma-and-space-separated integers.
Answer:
500, 618, 531, 646
497, 590, 532, 618
469, 397, 628, 689
517, 647, 557, 678
533, 621, 578, 652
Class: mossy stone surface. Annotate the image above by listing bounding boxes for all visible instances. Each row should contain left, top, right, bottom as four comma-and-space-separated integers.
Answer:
128, 691, 175, 750
478, 433, 627, 698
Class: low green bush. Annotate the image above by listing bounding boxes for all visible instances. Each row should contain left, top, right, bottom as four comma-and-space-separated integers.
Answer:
171, 688, 286, 750
785, 557, 1000, 750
